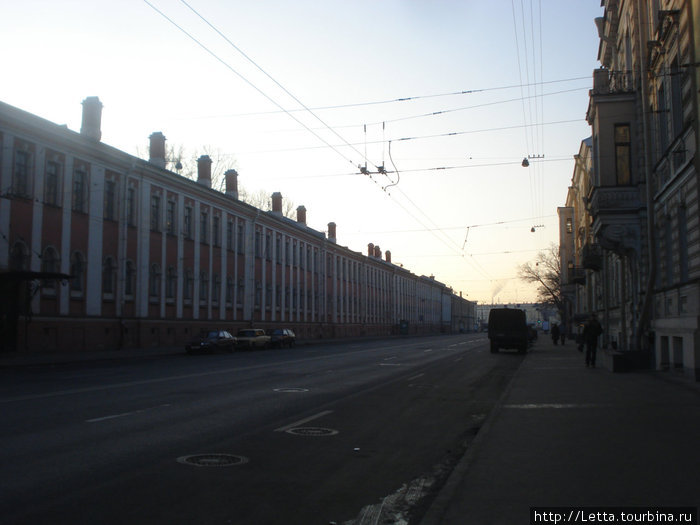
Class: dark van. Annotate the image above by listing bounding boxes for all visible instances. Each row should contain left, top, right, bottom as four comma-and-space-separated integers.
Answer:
488, 308, 529, 354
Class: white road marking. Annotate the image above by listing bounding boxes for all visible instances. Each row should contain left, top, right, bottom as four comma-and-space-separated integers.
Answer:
383, 356, 398, 361
86, 404, 171, 423
503, 403, 607, 409
274, 410, 333, 432
379, 363, 402, 366
424, 349, 433, 353
406, 373, 425, 381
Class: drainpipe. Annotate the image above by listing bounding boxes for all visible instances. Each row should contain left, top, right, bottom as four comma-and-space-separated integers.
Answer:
635, 2, 656, 354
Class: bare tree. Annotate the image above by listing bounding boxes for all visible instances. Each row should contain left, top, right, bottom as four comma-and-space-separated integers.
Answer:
518, 243, 563, 312
238, 187, 297, 218
138, 142, 296, 218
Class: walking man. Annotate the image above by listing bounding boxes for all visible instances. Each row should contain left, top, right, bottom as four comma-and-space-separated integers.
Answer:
583, 314, 603, 368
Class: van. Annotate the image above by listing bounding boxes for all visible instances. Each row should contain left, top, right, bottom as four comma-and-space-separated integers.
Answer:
487, 308, 528, 354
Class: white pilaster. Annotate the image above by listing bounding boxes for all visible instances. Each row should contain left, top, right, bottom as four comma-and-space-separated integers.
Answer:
86, 164, 104, 316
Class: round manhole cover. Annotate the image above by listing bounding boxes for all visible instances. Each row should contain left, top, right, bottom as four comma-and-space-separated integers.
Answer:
273, 388, 309, 393
285, 427, 338, 436
177, 454, 249, 467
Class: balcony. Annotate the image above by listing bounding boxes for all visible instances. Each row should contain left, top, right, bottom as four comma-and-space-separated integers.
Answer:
591, 68, 634, 96
581, 243, 603, 271
568, 267, 586, 286
588, 186, 643, 254
589, 186, 642, 217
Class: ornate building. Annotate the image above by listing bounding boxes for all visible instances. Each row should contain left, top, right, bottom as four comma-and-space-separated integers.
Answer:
0, 97, 474, 353
562, 0, 700, 379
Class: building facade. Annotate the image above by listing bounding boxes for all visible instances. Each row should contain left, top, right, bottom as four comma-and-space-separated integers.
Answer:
563, 0, 700, 379
0, 97, 473, 353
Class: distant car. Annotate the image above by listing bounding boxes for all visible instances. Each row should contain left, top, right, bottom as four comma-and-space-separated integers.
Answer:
488, 308, 529, 354
235, 329, 271, 350
270, 328, 295, 348
186, 330, 237, 354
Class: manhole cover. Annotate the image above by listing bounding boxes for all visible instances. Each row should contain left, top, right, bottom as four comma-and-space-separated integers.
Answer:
285, 427, 338, 436
273, 388, 309, 393
176, 454, 249, 467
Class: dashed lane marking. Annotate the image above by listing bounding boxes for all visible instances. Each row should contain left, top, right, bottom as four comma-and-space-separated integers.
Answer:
274, 410, 333, 432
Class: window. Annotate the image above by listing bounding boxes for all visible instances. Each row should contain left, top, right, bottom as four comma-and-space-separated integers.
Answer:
166, 266, 177, 299
126, 187, 136, 226
166, 201, 176, 235
149, 264, 161, 298
13, 149, 31, 197
665, 218, 673, 286
226, 220, 234, 251
226, 276, 234, 304
41, 247, 59, 290
237, 223, 245, 253
255, 229, 262, 258
671, 60, 683, 138
125, 260, 136, 297
103, 257, 116, 295
45, 160, 61, 206
658, 85, 668, 154
614, 124, 631, 185
184, 206, 193, 239
212, 216, 220, 247
199, 272, 208, 301
70, 252, 85, 293
212, 274, 220, 304
72, 168, 87, 213
184, 268, 193, 300
566, 218, 573, 234
679, 205, 688, 283
200, 211, 208, 243
104, 180, 116, 220
10, 241, 29, 271
150, 195, 160, 231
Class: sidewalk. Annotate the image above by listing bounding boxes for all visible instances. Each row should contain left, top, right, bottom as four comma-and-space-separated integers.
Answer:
420, 336, 700, 524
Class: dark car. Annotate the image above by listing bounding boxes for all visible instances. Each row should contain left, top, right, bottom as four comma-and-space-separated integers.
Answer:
270, 328, 296, 348
186, 330, 237, 354
488, 308, 529, 354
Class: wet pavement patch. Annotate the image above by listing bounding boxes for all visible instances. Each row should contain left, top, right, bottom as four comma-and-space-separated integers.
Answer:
285, 427, 339, 436
176, 454, 249, 467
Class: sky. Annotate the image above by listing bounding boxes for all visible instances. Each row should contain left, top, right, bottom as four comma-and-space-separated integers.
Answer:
1, 0, 603, 304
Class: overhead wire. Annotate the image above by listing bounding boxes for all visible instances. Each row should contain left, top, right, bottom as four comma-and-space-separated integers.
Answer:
176, 0, 381, 172
179, 76, 590, 119
141, 0, 370, 171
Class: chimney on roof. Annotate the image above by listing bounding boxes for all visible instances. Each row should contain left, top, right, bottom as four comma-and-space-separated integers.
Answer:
328, 222, 337, 243
149, 132, 166, 168
197, 155, 212, 188
385, 250, 392, 263
225, 169, 239, 199
271, 192, 283, 214
80, 96, 103, 141
296, 205, 307, 225
374, 245, 382, 259
368, 243, 374, 257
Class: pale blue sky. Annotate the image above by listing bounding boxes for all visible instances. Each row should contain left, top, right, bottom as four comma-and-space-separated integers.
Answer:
1, 1, 603, 303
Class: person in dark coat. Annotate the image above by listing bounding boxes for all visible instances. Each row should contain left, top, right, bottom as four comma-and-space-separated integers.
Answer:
583, 314, 603, 367
550, 323, 560, 345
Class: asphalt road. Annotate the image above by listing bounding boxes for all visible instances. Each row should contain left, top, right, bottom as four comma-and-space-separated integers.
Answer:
0, 334, 524, 525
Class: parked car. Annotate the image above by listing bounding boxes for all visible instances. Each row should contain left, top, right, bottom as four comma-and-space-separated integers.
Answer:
270, 328, 296, 348
488, 308, 529, 354
186, 330, 237, 354
235, 328, 271, 350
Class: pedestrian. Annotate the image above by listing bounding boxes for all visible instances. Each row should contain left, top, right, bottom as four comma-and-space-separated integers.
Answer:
583, 314, 603, 368
551, 323, 560, 345
559, 322, 566, 345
